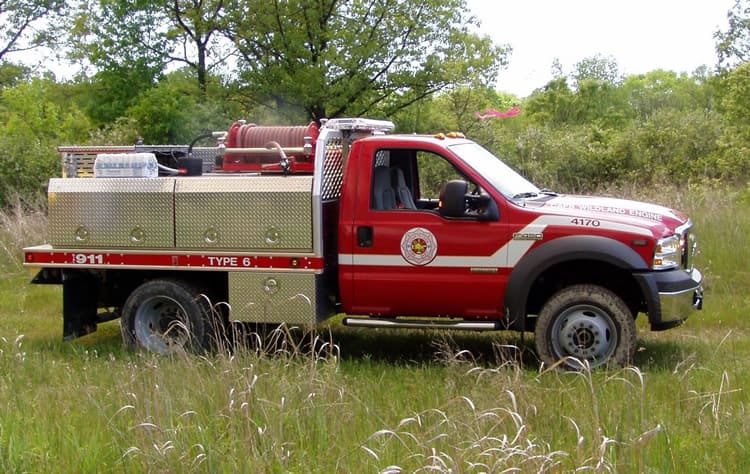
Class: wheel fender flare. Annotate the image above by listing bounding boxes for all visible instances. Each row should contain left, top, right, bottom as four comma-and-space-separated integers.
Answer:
504, 235, 649, 331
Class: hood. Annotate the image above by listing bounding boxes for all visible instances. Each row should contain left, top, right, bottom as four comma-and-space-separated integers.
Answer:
538, 194, 688, 234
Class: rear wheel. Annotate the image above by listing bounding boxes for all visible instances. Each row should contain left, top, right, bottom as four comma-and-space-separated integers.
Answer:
534, 284, 636, 369
121, 279, 212, 354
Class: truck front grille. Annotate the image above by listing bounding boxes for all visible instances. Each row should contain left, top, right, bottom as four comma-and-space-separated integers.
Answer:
677, 218, 697, 270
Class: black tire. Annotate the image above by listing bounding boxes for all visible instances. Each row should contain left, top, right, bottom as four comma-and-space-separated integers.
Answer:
121, 279, 212, 354
534, 284, 636, 370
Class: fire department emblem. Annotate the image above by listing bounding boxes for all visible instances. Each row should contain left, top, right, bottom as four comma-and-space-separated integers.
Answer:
400, 227, 438, 266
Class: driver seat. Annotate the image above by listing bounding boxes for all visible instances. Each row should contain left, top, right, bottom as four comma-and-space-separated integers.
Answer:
372, 166, 397, 210
392, 168, 416, 209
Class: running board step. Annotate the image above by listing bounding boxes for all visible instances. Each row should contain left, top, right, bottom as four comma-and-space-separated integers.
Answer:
97, 311, 120, 323
342, 317, 500, 331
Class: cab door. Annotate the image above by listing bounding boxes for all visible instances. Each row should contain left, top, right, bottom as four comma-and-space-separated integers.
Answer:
345, 143, 511, 319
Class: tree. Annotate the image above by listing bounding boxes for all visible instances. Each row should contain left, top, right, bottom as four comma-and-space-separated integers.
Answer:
720, 62, 750, 124
75, 63, 163, 127
0, 78, 91, 205
0, 61, 30, 87
0, 0, 64, 61
126, 77, 196, 144
621, 69, 715, 119
527, 56, 628, 127
70, 0, 229, 93
222, 0, 508, 122
711, 62, 750, 179
715, 0, 750, 71
525, 77, 575, 125
550, 58, 564, 80
572, 54, 621, 87
391, 86, 510, 134
124, 68, 243, 143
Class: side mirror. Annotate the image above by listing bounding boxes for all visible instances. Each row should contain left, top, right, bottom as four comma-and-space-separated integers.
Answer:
439, 180, 468, 218
438, 179, 469, 217
439, 180, 499, 221
475, 195, 500, 221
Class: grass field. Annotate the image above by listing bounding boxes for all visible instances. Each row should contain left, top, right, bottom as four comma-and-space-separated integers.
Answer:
1, 185, 749, 472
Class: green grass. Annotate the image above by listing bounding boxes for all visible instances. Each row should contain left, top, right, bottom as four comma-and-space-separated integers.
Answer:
1, 186, 749, 472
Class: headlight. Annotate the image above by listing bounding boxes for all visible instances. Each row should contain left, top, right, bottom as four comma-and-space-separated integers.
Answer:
653, 234, 681, 270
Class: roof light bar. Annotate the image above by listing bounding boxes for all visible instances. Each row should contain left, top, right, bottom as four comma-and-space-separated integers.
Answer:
322, 118, 395, 133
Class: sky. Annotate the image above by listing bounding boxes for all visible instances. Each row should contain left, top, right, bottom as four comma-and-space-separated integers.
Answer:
466, 0, 736, 97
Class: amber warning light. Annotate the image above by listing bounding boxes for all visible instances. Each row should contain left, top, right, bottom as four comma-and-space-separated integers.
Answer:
434, 132, 465, 140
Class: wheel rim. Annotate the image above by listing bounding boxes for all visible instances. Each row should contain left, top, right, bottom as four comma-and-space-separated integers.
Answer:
134, 295, 191, 354
550, 304, 618, 368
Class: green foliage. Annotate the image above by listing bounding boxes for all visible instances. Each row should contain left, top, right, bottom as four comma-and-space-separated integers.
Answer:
718, 62, 750, 124
428, 63, 741, 192
619, 109, 725, 182
573, 54, 621, 86
621, 69, 715, 119
224, 0, 509, 121
511, 107, 729, 191
85, 116, 140, 146
0, 0, 65, 60
76, 64, 163, 127
715, 0, 750, 71
706, 63, 750, 180
524, 78, 576, 125
125, 76, 196, 144
507, 125, 620, 190
392, 86, 514, 135
525, 77, 630, 128
67, 0, 507, 122
69, 0, 227, 92
124, 69, 243, 144
386, 63, 744, 193
0, 78, 91, 206
0, 62, 31, 88
69, 0, 171, 80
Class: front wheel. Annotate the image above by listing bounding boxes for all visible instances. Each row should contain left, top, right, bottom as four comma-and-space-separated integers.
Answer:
121, 279, 212, 354
534, 284, 636, 370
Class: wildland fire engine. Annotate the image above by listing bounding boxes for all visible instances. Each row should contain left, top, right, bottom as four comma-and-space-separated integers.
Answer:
23, 118, 704, 368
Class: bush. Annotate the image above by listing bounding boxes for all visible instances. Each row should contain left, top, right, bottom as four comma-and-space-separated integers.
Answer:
0, 79, 91, 207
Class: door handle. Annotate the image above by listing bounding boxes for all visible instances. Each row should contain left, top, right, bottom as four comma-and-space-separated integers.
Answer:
357, 226, 373, 247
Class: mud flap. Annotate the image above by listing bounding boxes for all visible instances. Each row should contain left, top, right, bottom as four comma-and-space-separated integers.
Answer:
62, 270, 99, 340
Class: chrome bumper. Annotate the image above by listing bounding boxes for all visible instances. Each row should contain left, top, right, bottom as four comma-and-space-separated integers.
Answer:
657, 268, 703, 327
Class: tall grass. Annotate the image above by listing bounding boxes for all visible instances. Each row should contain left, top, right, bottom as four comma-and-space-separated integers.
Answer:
0, 195, 47, 273
1, 185, 749, 472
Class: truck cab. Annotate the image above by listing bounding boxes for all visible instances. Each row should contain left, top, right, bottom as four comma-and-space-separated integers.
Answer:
336, 129, 703, 368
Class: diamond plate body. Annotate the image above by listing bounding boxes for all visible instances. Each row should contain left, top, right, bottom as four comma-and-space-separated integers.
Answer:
190, 147, 220, 173
319, 137, 344, 201
48, 178, 175, 248
175, 176, 313, 251
228, 272, 332, 324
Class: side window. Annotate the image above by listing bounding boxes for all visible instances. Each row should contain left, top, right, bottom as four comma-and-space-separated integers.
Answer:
370, 148, 422, 211
369, 148, 491, 218
414, 150, 498, 220
416, 151, 468, 200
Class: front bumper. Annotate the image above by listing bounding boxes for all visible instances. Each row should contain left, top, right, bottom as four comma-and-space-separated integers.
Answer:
641, 267, 703, 331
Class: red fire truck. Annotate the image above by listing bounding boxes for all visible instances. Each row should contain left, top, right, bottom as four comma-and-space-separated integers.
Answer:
24, 118, 703, 368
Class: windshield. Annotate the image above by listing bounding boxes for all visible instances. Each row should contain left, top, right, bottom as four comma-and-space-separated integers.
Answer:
448, 142, 540, 200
